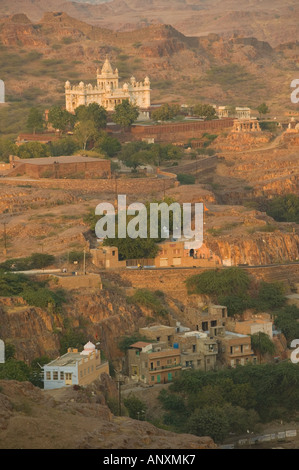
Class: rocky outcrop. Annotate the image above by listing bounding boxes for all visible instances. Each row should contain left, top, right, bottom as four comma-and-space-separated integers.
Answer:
0, 298, 61, 362
207, 231, 299, 266
0, 378, 216, 449
0, 285, 154, 363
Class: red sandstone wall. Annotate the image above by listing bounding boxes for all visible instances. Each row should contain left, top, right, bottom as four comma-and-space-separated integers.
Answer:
130, 119, 234, 142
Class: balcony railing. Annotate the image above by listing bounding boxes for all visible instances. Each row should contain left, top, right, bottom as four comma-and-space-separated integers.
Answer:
149, 364, 181, 372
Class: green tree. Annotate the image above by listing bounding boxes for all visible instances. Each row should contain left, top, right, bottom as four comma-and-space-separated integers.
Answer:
0, 138, 18, 163
250, 332, 276, 364
188, 406, 230, 443
0, 359, 31, 381
266, 194, 299, 223
74, 120, 99, 150
256, 281, 286, 310
186, 267, 251, 298
113, 99, 139, 129
151, 103, 180, 122
17, 142, 50, 159
177, 174, 195, 185
192, 104, 216, 121
75, 103, 107, 129
257, 103, 269, 118
4, 343, 16, 360
95, 132, 121, 158
123, 393, 147, 420
26, 107, 44, 134
117, 141, 151, 169
49, 137, 79, 157
103, 236, 159, 260
48, 106, 75, 132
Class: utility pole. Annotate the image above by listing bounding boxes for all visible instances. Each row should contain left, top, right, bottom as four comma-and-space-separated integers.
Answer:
83, 248, 86, 275
3, 222, 7, 256
116, 373, 124, 416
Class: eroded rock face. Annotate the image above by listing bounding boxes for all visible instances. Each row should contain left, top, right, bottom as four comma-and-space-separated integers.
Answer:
207, 231, 299, 266
0, 285, 153, 362
0, 299, 61, 362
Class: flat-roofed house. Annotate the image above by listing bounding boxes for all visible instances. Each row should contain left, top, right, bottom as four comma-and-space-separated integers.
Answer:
8, 155, 111, 179
127, 342, 181, 385
43, 341, 109, 390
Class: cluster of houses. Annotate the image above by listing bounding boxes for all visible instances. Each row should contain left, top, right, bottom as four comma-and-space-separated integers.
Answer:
125, 305, 274, 385
0, 304, 275, 390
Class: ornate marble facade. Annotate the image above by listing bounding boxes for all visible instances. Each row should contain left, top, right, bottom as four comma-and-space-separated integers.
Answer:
65, 57, 151, 113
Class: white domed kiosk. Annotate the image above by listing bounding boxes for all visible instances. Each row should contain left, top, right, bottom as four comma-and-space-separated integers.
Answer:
80, 341, 96, 356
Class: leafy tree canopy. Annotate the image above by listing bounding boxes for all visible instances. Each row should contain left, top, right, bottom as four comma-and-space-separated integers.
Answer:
192, 103, 217, 121
26, 107, 44, 134
151, 103, 181, 122
48, 106, 75, 132
75, 103, 107, 129
112, 99, 139, 128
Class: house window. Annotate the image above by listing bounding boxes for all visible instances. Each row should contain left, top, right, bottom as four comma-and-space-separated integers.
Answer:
65, 373, 72, 381
53, 371, 58, 380
211, 321, 217, 327
156, 337, 161, 342
46, 371, 51, 380
60, 371, 64, 380
157, 361, 160, 367
192, 345, 196, 352
202, 321, 208, 331
151, 376, 154, 381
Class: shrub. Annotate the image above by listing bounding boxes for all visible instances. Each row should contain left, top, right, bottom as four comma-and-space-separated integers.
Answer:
177, 174, 195, 185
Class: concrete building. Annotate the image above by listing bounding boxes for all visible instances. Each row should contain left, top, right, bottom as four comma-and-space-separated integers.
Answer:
91, 240, 222, 270
139, 325, 176, 345
174, 331, 218, 372
8, 155, 111, 179
138, 324, 218, 372
216, 331, 257, 368
65, 57, 151, 113
43, 341, 109, 390
127, 342, 181, 385
185, 304, 228, 334
234, 318, 273, 339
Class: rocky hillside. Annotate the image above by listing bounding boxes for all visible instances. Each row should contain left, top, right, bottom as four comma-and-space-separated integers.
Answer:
0, 11, 298, 116
0, 0, 298, 46
0, 378, 216, 449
